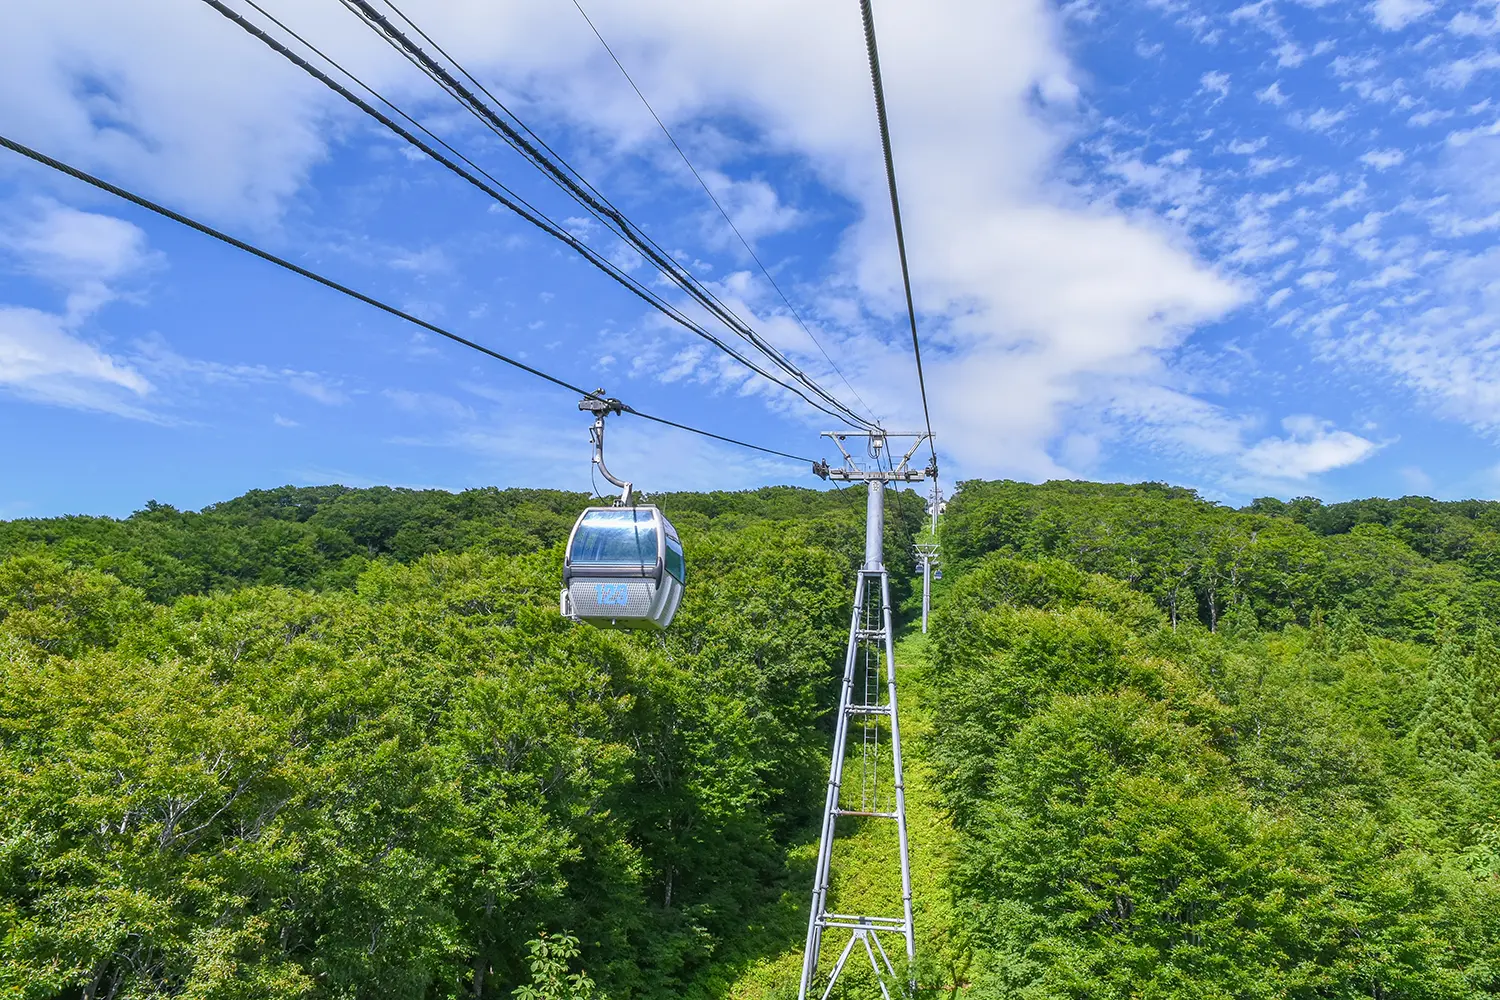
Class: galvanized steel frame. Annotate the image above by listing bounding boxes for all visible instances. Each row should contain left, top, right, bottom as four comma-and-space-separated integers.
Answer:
800, 430, 930, 999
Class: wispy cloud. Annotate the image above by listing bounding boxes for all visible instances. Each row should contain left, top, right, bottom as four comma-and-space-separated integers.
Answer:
131, 336, 349, 406
1256, 81, 1289, 106
1200, 70, 1231, 97
1371, 0, 1434, 31
1241, 415, 1382, 479
1289, 107, 1350, 132
0, 306, 153, 417
1360, 148, 1406, 169
0, 203, 154, 415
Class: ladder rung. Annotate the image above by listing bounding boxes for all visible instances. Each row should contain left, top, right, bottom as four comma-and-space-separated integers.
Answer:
820, 913, 907, 927
834, 809, 898, 818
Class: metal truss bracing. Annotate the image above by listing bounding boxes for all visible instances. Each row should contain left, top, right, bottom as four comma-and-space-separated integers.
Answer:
802, 431, 931, 1000
799, 565, 913, 999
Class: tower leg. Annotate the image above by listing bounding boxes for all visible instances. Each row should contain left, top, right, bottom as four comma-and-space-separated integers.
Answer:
799, 572, 867, 998
882, 573, 916, 975
798, 567, 913, 999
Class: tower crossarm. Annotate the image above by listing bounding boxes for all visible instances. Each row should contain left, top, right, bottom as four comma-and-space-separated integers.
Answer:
812, 430, 932, 483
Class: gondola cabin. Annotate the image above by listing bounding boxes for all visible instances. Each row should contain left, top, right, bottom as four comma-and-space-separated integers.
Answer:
561, 505, 685, 630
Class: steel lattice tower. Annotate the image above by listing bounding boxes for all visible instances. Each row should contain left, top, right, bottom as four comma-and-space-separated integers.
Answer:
803, 432, 932, 999
915, 478, 942, 634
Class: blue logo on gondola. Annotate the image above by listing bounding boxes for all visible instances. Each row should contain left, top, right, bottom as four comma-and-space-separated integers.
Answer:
596, 583, 629, 606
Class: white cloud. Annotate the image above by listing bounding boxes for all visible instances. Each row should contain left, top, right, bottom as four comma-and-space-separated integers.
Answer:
0, 0, 1247, 483
1371, 0, 1435, 30
0, 0, 332, 222
1327, 180, 1369, 209
387, 247, 450, 275
1256, 81, 1289, 106
382, 388, 475, 421
1200, 71, 1231, 96
0, 200, 157, 319
1409, 108, 1454, 126
659, 345, 708, 383
1399, 465, 1434, 492
1290, 107, 1350, 131
1241, 415, 1380, 479
1297, 173, 1341, 195
701, 171, 804, 242
1, 201, 150, 284
1360, 148, 1406, 169
0, 305, 151, 414
402, 390, 804, 492
1328, 247, 1500, 429
1229, 0, 1280, 30
1353, 263, 1414, 288
1100, 149, 1209, 213
0, 203, 154, 413
1249, 155, 1296, 175
1450, 9, 1500, 36
1433, 51, 1500, 87
1099, 381, 1252, 464
1445, 133, 1500, 207
131, 336, 348, 406
1275, 42, 1306, 68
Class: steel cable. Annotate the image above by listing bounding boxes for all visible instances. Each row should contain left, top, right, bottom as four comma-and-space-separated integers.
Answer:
857, 0, 938, 469
203, 0, 868, 429
565, 0, 882, 429
0, 133, 816, 466
338, 0, 879, 431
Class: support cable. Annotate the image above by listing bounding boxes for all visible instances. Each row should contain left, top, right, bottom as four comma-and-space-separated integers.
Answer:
0, 133, 815, 466
332, 0, 869, 427
335, 0, 878, 430
857, 0, 937, 469
202, 0, 864, 429
565, 0, 881, 428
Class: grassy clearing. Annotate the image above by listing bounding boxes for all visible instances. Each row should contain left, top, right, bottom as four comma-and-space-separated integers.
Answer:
693, 631, 963, 999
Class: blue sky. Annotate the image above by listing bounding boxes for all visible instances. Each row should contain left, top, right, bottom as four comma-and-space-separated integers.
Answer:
2, 0, 1499, 519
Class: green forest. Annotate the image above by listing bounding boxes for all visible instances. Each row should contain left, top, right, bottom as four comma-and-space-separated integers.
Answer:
2, 479, 1499, 998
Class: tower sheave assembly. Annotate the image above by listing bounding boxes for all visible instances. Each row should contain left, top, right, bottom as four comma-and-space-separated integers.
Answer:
803, 431, 933, 999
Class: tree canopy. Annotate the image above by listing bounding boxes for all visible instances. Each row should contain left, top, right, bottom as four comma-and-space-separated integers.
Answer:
924, 481, 1500, 998
6, 477, 1500, 998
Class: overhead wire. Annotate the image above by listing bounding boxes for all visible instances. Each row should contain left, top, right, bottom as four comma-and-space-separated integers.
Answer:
857, 0, 938, 470
0, 132, 816, 466
221, 0, 856, 429
331, 0, 880, 431
564, 0, 882, 429
355, 0, 856, 417
201, 0, 865, 431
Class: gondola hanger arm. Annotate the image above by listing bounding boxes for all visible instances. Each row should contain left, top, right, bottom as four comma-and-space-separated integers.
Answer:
580, 392, 633, 506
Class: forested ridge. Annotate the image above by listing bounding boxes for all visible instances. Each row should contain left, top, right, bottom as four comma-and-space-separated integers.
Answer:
921, 480, 1500, 998
0, 484, 925, 998
3, 479, 1500, 998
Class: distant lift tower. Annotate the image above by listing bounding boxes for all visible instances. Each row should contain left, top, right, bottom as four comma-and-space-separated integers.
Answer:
805, 431, 933, 999
914, 479, 943, 634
